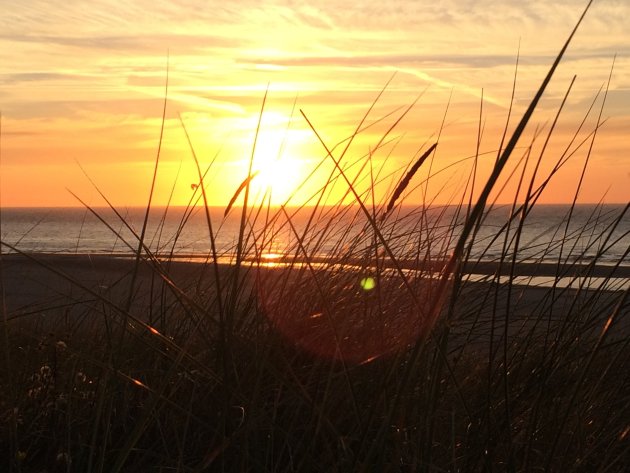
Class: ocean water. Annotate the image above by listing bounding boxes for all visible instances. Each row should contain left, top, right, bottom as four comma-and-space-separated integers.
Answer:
1, 204, 628, 268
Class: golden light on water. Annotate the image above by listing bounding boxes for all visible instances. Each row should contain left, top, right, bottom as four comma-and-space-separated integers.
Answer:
258, 252, 285, 268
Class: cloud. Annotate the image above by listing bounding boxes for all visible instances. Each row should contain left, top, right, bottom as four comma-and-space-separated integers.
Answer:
238, 54, 545, 70
0, 130, 42, 137
0, 33, 243, 53
0, 72, 89, 84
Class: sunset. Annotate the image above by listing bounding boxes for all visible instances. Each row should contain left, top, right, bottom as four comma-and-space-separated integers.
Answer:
1, 0, 629, 207
1, 1, 629, 471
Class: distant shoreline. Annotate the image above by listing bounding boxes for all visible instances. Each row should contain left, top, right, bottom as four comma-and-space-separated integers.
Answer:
1, 253, 627, 317
2, 251, 629, 278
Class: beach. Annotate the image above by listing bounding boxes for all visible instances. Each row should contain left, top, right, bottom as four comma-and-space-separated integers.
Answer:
2, 251, 628, 470
3, 252, 627, 350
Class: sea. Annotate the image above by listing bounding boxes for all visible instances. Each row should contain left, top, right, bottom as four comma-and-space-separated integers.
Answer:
1, 204, 628, 290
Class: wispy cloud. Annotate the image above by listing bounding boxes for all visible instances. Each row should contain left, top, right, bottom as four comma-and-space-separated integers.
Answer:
0, 72, 86, 84
0, 33, 243, 53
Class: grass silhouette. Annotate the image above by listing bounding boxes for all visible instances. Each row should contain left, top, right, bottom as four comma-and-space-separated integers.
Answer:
2, 1, 630, 470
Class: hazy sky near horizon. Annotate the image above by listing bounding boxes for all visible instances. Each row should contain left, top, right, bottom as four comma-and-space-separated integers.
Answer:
1, 0, 629, 207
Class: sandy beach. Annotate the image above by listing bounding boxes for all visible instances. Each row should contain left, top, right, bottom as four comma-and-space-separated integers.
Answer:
2, 252, 626, 310
2, 252, 626, 306
1, 252, 628, 470
2, 253, 627, 351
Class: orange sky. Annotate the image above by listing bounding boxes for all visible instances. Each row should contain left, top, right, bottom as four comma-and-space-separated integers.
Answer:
1, 0, 628, 208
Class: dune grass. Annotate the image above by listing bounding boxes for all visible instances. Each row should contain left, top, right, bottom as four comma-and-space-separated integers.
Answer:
2, 1, 630, 470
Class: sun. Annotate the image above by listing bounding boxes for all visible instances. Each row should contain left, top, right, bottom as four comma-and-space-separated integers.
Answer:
254, 155, 303, 203
249, 129, 307, 205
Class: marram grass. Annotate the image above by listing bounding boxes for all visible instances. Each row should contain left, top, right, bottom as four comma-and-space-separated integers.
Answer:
2, 1, 630, 471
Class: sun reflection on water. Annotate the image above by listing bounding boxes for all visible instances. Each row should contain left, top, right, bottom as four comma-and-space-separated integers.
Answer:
258, 252, 286, 268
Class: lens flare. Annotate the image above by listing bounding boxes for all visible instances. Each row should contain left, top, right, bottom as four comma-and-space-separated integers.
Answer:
257, 267, 448, 365
360, 276, 376, 291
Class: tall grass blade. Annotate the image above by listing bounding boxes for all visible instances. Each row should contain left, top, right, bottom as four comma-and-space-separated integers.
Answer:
225, 171, 260, 218
383, 142, 437, 218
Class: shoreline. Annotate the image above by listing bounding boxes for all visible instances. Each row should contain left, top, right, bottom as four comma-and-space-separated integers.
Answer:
2, 251, 627, 363
2, 251, 627, 321
2, 251, 629, 278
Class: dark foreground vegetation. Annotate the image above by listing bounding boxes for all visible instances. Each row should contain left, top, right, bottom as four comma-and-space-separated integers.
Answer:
1, 2, 629, 470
